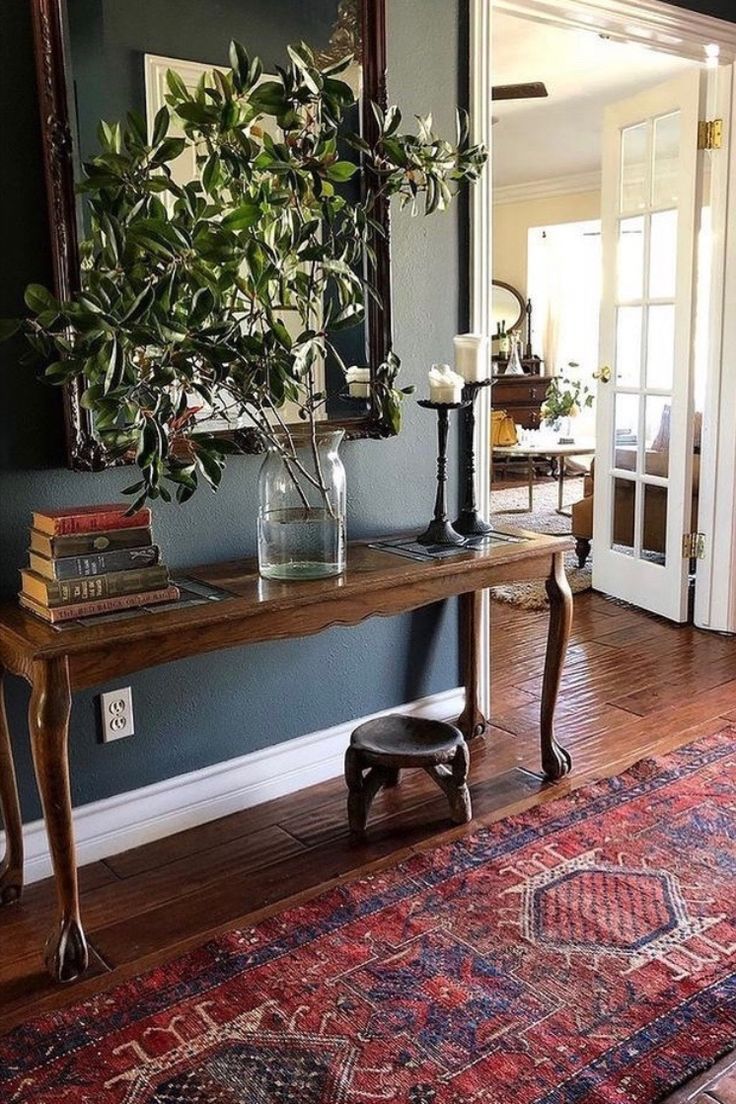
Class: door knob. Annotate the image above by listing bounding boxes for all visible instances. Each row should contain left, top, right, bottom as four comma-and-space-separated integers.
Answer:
594, 366, 612, 383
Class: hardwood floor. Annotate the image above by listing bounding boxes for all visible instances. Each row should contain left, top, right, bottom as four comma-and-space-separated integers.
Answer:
0, 589, 735, 1100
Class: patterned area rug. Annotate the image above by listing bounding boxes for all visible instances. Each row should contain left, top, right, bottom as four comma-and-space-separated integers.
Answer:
3, 731, 735, 1103
491, 477, 592, 609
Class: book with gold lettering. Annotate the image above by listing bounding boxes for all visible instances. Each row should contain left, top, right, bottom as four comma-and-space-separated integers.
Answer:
21, 565, 170, 608
29, 545, 160, 581
19, 586, 180, 624
31, 504, 151, 536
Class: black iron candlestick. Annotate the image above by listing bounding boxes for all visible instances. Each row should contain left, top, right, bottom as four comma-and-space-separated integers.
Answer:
454, 379, 494, 537
417, 399, 469, 546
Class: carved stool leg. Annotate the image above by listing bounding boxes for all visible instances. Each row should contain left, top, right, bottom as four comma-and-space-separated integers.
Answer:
382, 767, 400, 788
0, 666, 24, 904
458, 589, 488, 740
541, 552, 573, 781
29, 658, 88, 983
425, 742, 473, 827
345, 746, 369, 835
449, 740, 472, 825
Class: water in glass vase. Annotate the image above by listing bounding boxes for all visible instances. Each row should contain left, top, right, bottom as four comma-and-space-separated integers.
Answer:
257, 429, 346, 580
258, 506, 346, 580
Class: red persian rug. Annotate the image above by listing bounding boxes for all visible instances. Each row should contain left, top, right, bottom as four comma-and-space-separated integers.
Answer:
2, 731, 735, 1104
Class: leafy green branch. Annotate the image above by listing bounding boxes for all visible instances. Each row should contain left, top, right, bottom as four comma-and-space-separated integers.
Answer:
3, 38, 487, 510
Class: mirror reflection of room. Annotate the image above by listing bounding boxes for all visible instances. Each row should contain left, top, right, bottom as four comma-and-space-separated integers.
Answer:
65, 0, 369, 431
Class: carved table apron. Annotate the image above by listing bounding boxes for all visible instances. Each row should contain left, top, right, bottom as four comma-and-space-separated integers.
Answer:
0, 529, 574, 982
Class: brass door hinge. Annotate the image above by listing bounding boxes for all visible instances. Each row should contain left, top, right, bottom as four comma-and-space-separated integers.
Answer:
682, 532, 706, 559
698, 119, 723, 151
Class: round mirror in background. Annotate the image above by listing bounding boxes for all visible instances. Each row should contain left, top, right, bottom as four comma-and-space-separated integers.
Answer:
492, 280, 526, 332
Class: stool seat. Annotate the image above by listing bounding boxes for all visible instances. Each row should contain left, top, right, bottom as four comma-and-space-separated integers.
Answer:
351, 715, 464, 766
345, 713, 472, 836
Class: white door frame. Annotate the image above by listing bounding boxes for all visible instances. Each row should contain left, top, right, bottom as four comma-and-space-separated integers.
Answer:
469, 0, 493, 717
473, 0, 736, 634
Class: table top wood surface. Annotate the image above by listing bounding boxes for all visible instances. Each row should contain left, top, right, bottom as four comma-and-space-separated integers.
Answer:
0, 527, 572, 690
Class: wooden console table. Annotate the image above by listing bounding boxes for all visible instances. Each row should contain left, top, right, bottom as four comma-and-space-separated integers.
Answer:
0, 527, 573, 983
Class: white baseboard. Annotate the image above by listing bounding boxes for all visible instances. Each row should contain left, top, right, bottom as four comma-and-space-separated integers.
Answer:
4, 687, 465, 886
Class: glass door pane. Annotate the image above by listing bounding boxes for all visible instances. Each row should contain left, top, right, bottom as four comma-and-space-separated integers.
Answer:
610, 108, 680, 564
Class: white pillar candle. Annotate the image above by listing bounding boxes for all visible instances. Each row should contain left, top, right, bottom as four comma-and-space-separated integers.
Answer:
428, 364, 464, 404
346, 366, 371, 398
453, 332, 489, 382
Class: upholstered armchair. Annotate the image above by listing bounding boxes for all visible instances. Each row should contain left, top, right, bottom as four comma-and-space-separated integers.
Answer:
571, 409, 700, 569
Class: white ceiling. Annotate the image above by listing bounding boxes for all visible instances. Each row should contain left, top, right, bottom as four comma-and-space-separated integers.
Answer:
492, 13, 696, 189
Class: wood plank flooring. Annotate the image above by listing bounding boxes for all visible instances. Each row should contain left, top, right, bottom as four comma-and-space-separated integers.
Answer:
0, 589, 735, 1101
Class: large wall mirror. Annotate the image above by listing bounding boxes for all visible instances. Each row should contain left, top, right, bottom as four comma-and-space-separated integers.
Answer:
31, 0, 391, 470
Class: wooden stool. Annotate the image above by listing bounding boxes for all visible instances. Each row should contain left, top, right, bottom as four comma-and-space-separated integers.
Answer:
345, 714, 472, 835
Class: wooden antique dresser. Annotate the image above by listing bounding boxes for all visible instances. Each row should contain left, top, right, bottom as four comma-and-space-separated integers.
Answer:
492, 366, 547, 430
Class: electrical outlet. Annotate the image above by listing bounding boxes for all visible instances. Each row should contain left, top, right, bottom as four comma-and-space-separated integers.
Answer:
100, 687, 134, 742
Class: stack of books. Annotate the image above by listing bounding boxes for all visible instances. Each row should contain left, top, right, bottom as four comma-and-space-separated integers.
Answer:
19, 504, 179, 624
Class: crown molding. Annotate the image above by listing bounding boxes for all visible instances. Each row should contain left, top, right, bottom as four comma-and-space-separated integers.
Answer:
493, 170, 602, 205
493, 0, 736, 62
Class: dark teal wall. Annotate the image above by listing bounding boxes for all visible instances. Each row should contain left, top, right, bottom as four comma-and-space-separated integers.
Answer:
0, 0, 466, 820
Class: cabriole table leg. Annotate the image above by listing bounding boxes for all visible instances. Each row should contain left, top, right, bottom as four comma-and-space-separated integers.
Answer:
458, 588, 489, 740
541, 552, 573, 781
28, 657, 88, 983
0, 665, 24, 904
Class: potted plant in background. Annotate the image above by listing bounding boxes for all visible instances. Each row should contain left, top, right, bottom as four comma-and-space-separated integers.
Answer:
2, 40, 486, 579
540, 365, 595, 444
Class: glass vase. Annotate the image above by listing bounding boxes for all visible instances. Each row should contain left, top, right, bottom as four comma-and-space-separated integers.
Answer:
557, 415, 576, 444
505, 336, 525, 376
257, 428, 346, 580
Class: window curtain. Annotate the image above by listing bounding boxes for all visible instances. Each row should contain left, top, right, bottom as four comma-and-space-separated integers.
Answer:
527, 219, 602, 437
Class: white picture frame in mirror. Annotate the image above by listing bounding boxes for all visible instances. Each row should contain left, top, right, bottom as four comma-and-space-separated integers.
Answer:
144, 53, 335, 431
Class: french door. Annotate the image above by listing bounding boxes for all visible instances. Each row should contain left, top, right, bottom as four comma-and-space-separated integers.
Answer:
593, 70, 705, 621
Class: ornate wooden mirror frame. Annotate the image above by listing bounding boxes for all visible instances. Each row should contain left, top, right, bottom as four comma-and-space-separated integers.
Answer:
30, 0, 392, 471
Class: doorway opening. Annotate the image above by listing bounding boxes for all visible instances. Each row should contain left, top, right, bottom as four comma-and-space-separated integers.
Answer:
482, 0, 735, 626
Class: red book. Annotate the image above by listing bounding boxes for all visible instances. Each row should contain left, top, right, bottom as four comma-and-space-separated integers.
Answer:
31, 504, 152, 537
19, 585, 180, 624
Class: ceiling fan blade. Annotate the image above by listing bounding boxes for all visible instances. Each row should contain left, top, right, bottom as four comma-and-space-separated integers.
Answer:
492, 82, 549, 101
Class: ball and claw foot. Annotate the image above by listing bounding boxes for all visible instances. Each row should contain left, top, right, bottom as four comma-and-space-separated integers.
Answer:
45, 917, 89, 984
542, 742, 573, 782
0, 864, 22, 907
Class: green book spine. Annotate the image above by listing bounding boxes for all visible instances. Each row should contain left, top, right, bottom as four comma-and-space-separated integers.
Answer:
22, 565, 170, 608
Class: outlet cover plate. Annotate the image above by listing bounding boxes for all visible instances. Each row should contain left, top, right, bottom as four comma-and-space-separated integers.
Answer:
100, 687, 135, 742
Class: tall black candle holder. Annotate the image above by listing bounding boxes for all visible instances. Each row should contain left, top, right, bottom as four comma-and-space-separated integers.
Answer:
417, 399, 469, 546
454, 378, 494, 537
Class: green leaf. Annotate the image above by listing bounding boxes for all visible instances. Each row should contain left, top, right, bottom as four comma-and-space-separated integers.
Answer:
212, 68, 232, 103
176, 101, 214, 125
166, 68, 190, 101
270, 318, 292, 350
195, 447, 223, 489
202, 152, 221, 194
189, 287, 215, 327
24, 284, 55, 314
249, 81, 287, 115
326, 160, 359, 182
384, 105, 402, 137
229, 40, 250, 92
127, 110, 148, 145
324, 78, 354, 105
103, 337, 124, 394
221, 202, 260, 230
44, 360, 74, 383
119, 283, 155, 324
152, 105, 170, 145
151, 137, 186, 166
